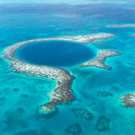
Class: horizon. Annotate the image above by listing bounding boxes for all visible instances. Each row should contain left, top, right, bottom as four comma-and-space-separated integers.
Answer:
0, 0, 133, 5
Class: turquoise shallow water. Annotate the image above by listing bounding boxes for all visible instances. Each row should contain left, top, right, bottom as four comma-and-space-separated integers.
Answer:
0, 3, 135, 135
15, 40, 95, 67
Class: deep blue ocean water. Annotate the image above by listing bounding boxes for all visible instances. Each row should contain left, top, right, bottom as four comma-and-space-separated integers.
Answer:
15, 40, 95, 67
0, 3, 135, 135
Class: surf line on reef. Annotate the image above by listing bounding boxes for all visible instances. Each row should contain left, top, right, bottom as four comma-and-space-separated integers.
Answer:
3, 33, 119, 114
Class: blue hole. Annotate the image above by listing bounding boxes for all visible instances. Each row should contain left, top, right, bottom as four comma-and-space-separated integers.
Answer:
15, 40, 95, 67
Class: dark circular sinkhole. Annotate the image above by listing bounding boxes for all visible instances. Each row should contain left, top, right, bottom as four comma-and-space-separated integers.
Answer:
14, 40, 95, 67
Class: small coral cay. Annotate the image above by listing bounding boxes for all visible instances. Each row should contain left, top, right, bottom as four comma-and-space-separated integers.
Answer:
81, 49, 119, 69
121, 93, 135, 107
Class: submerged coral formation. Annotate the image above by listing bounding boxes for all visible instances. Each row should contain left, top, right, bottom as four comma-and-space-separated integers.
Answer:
95, 115, 111, 132
64, 123, 82, 135
3, 33, 118, 114
71, 107, 94, 121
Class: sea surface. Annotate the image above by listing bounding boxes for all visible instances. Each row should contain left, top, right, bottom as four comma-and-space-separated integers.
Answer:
0, 3, 135, 135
